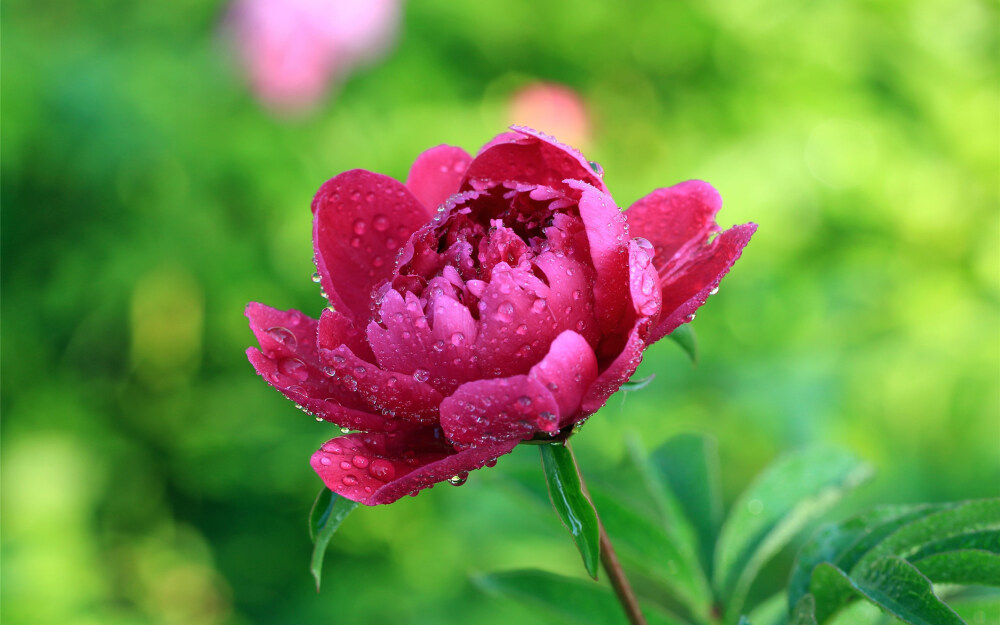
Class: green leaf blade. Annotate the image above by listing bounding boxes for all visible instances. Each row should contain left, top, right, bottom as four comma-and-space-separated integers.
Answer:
713, 447, 873, 622
540, 443, 602, 579
474, 569, 688, 625
810, 559, 964, 625
667, 324, 698, 364
912, 548, 1000, 585
310, 489, 359, 591
650, 433, 723, 578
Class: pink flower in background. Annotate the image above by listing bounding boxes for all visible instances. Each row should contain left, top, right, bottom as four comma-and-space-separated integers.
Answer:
227, 0, 400, 114
246, 127, 755, 504
508, 82, 591, 149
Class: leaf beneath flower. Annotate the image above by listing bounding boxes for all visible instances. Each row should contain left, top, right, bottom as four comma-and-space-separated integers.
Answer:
539, 443, 601, 579
309, 487, 359, 591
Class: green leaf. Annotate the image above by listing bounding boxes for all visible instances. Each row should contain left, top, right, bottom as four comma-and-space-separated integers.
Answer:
852, 499, 1000, 575
539, 443, 601, 579
747, 591, 788, 625
788, 504, 930, 611
668, 324, 698, 364
834, 505, 946, 573
621, 374, 656, 392
913, 549, 1000, 585
625, 434, 708, 613
650, 433, 723, 577
589, 485, 712, 615
713, 447, 873, 623
790, 594, 819, 625
474, 569, 688, 625
309, 487, 333, 542
309, 489, 359, 591
810, 558, 964, 625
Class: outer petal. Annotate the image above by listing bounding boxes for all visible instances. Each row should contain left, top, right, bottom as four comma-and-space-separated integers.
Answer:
311, 431, 519, 505
318, 343, 443, 424
625, 180, 723, 273
527, 330, 599, 427
651, 223, 757, 343
568, 179, 631, 339
312, 169, 430, 322
579, 321, 650, 416
405, 145, 473, 213
440, 375, 560, 445
461, 126, 607, 195
245, 303, 403, 432
317, 307, 375, 363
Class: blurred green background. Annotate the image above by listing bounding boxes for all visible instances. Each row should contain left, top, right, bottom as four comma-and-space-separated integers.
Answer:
3, 0, 998, 623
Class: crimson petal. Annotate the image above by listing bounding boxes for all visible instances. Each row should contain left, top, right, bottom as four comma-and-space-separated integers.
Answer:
405, 145, 473, 213
311, 432, 518, 505
440, 375, 560, 445
527, 330, 598, 427
625, 180, 723, 272
312, 170, 430, 322
652, 222, 757, 343
461, 126, 607, 195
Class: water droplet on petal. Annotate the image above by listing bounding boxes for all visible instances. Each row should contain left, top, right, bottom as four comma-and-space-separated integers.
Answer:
342, 475, 358, 486
319, 456, 332, 465
447, 473, 468, 486
413, 369, 430, 383
494, 302, 515, 323
369, 459, 395, 480
265, 327, 297, 350
311, 272, 321, 283
277, 358, 308, 381
352, 455, 370, 469
353, 219, 366, 235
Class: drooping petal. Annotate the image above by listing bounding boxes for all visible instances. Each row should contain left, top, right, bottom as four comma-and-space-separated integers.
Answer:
312, 169, 430, 322
311, 431, 519, 505
245, 303, 405, 432
246, 348, 401, 432
568, 179, 631, 338
318, 344, 443, 424
440, 375, 560, 445
462, 126, 607, 195
579, 321, 650, 416
651, 223, 757, 343
625, 180, 723, 273
405, 145, 473, 213
527, 330, 598, 426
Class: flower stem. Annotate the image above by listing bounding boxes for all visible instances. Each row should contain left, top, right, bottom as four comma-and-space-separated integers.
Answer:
566, 443, 648, 625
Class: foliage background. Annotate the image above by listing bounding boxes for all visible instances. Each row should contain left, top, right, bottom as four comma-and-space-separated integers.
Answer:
3, 0, 997, 623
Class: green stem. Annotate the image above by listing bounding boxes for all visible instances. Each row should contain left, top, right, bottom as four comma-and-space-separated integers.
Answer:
567, 442, 648, 625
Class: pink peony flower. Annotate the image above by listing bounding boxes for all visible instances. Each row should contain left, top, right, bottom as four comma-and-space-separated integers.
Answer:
246, 127, 755, 504
227, 0, 400, 114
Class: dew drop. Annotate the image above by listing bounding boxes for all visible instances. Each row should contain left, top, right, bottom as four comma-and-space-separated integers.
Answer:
340, 460, 352, 470
311, 272, 321, 283
447, 473, 468, 486
265, 327, 297, 350
342, 475, 358, 486
353, 219, 366, 235
515, 324, 528, 335
340, 426, 351, 434
319, 456, 332, 465
450, 332, 466, 346
277, 358, 308, 381
369, 459, 395, 480
352, 455, 370, 469
413, 369, 430, 383
494, 302, 515, 323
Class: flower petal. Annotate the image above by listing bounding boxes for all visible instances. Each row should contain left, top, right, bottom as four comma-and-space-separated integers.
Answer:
568, 179, 631, 340
318, 343, 443, 424
624, 180, 723, 273
246, 303, 405, 432
405, 145, 473, 213
312, 169, 429, 322
651, 222, 757, 343
317, 306, 375, 363
311, 431, 518, 505
440, 375, 560, 445
579, 320, 650, 416
462, 126, 607, 195
527, 330, 598, 427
